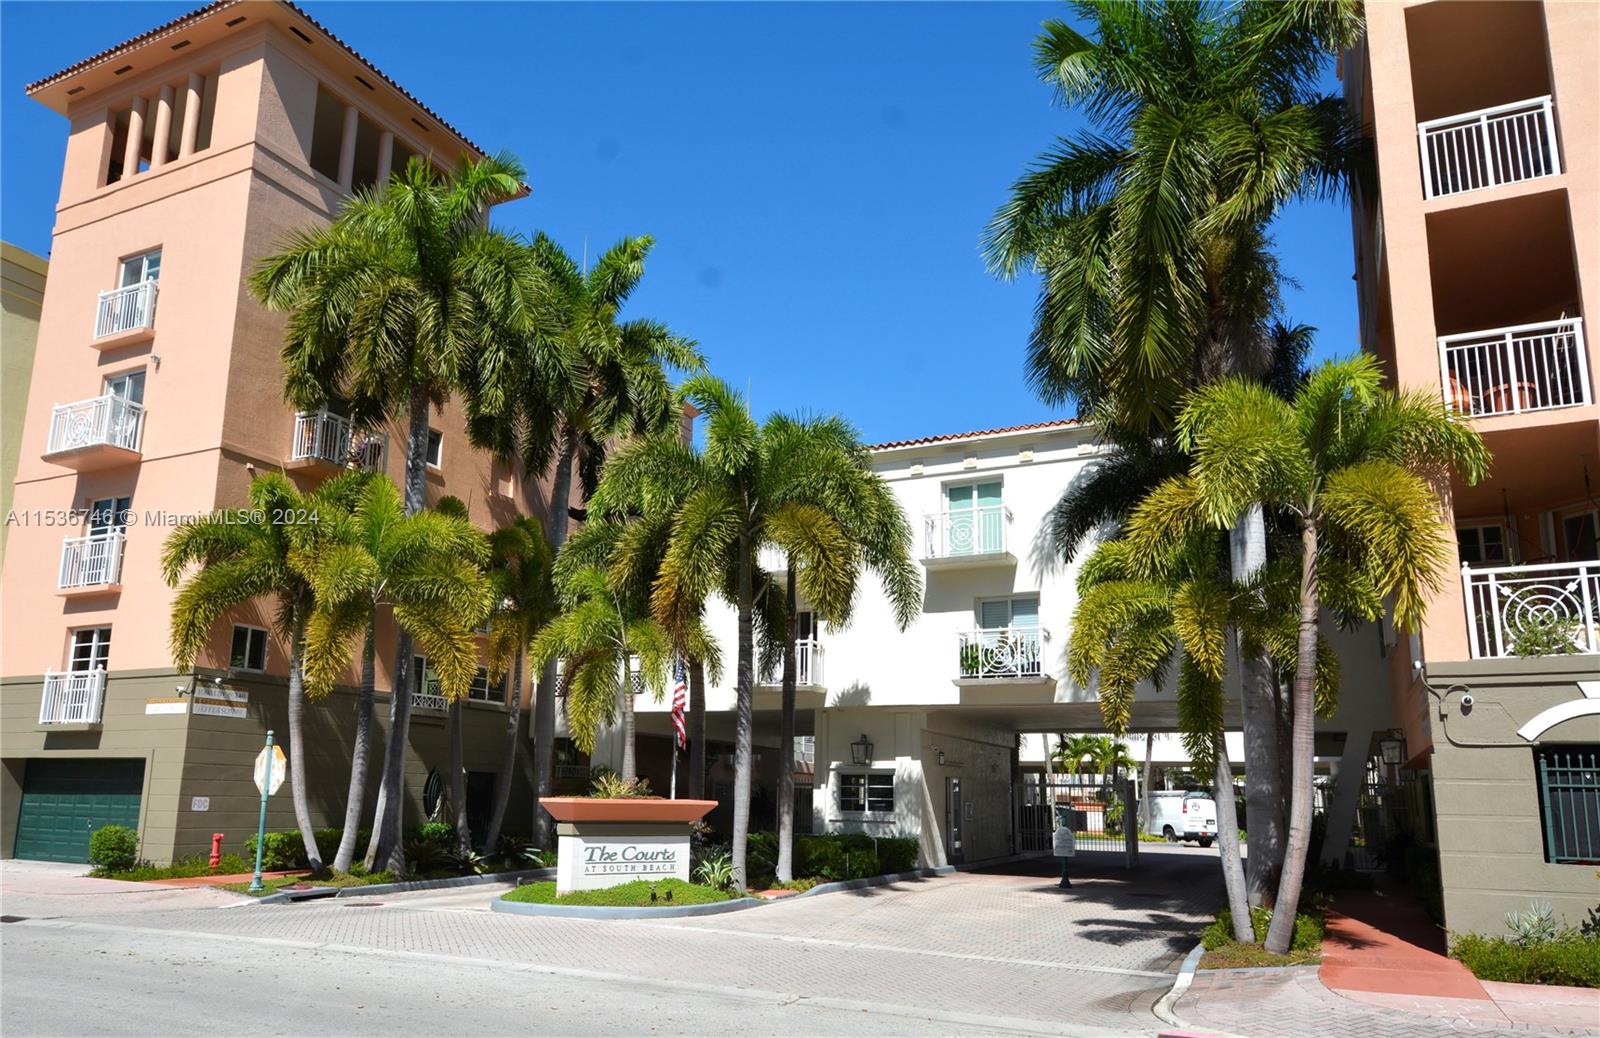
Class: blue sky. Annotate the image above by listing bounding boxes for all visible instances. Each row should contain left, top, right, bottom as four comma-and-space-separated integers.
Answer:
1, 1, 1357, 445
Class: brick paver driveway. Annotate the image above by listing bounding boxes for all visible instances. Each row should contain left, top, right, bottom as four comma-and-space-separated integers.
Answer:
3, 847, 1224, 1036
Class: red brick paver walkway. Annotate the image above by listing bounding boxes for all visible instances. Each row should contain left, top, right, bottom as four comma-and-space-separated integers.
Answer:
1319, 882, 1487, 1000
146, 869, 307, 888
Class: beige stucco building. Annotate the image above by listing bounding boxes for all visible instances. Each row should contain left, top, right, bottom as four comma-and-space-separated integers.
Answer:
1343, 0, 1599, 936
1, 1, 549, 866
2, 242, 49, 564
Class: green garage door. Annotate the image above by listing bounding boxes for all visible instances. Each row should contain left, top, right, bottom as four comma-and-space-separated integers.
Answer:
14, 759, 144, 863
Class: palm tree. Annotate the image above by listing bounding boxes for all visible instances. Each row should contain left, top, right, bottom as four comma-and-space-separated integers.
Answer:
1051, 734, 1100, 774
479, 517, 556, 854
250, 154, 544, 871
1087, 736, 1135, 777
987, 0, 1366, 901
162, 474, 336, 872
1146, 356, 1488, 952
475, 233, 702, 848
293, 476, 493, 871
600, 377, 903, 889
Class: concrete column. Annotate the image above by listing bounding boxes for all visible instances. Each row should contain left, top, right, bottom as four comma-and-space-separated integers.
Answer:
150, 85, 174, 168
179, 72, 202, 158
336, 104, 359, 190
376, 130, 394, 184
1318, 729, 1374, 866
122, 96, 147, 180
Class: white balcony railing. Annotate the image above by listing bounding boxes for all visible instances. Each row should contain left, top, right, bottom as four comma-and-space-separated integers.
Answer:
291, 411, 386, 471
924, 506, 1012, 560
1464, 560, 1600, 658
794, 637, 824, 687
94, 281, 158, 339
1418, 96, 1561, 200
40, 669, 107, 725
1441, 319, 1591, 418
46, 394, 145, 456
58, 530, 126, 589
957, 626, 1045, 680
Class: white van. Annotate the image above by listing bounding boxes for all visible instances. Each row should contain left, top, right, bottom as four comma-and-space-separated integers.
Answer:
1148, 790, 1218, 846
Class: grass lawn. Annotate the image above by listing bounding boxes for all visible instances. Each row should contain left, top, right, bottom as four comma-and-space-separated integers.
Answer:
1200, 941, 1321, 968
503, 878, 734, 907
95, 854, 256, 881
222, 870, 396, 896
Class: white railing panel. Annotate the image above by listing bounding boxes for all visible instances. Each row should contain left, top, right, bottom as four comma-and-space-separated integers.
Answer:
795, 637, 824, 686
39, 669, 107, 724
957, 626, 1045, 679
923, 505, 1012, 559
292, 411, 386, 471
58, 531, 126, 589
94, 281, 158, 339
1440, 318, 1590, 417
1463, 560, 1600, 658
1418, 96, 1560, 200
46, 394, 144, 455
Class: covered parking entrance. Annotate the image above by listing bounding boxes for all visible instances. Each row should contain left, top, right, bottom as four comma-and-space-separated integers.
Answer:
12, 758, 144, 863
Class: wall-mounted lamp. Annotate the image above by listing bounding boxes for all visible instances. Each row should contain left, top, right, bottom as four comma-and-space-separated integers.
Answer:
936, 749, 946, 766
849, 733, 874, 767
1378, 730, 1405, 766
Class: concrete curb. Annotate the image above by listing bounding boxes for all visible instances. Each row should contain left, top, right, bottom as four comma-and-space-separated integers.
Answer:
253, 867, 555, 905
787, 865, 955, 899
1153, 941, 1219, 1035
492, 893, 764, 920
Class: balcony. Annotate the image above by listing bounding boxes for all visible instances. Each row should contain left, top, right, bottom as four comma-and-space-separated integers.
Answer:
58, 531, 125, 595
286, 411, 387, 475
1463, 560, 1599, 659
43, 394, 144, 470
1440, 318, 1591, 418
93, 281, 158, 349
956, 626, 1047, 682
758, 638, 825, 689
922, 506, 1015, 570
1419, 96, 1560, 201
39, 669, 107, 725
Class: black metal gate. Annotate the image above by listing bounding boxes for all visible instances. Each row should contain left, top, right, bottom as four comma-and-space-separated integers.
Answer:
1016, 771, 1133, 863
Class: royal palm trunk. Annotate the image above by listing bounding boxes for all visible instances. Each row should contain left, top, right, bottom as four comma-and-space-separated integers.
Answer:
481, 648, 524, 854
776, 566, 798, 884
287, 616, 323, 872
1232, 504, 1286, 905
532, 431, 577, 849
448, 697, 471, 854
1265, 519, 1320, 955
1213, 737, 1254, 942
332, 619, 377, 873
730, 527, 755, 890
620, 661, 637, 783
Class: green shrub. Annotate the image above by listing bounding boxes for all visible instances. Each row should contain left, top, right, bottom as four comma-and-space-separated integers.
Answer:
98, 854, 254, 881
503, 878, 733, 907
243, 830, 301, 871
88, 825, 139, 873
877, 836, 919, 874
795, 833, 880, 881
1452, 933, 1600, 988
1202, 906, 1324, 953
589, 773, 652, 798
411, 821, 455, 847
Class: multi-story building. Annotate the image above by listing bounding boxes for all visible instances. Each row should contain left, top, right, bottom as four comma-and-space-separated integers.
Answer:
2, 242, 49, 564
1343, 1, 1599, 935
1, 1, 548, 865
596, 420, 1391, 868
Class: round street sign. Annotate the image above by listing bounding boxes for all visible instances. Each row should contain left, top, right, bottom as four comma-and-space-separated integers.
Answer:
254, 744, 287, 795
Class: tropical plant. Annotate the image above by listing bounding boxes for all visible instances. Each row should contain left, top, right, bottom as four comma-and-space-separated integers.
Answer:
695, 852, 737, 892
1505, 900, 1562, 946
471, 233, 702, 849
250, 154, 544, 871
589, 773, 654, 799
1087, 736, 1136, 776
163, 474, 341, 872
1052, 734, 1101, 774
478, 516, 557, 853
1508, 614, 1581, 658
292, 476, 492, 870
1154, 355, 1489, 952
989, 0, 1366, 905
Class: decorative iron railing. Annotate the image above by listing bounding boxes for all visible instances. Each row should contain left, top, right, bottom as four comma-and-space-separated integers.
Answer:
39, 669, 107, 724
291, 411, 386, 471
1535, 748, 1599, 865
47, 394, 144, 455
59, 530, 126, 589
923, 505, 1012, 560
1463, 560, 1600, 658
95, 280, 158, 339
957, 626, 1044, 679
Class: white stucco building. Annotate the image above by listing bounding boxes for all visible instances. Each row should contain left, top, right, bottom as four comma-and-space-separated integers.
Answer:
586, 419, 1396, 868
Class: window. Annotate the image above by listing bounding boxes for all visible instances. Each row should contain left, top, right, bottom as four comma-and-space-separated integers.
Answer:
119, 249, 161, 287
1534, 746, 1599, 865
104, 370, 146, 404
69, 627, 112, 672
840, 771, 894, 814
979, 595, 1039, 631
411, 655, 442, 704
945, 481, 1004, 555
1456, 524, 1507, 566
88, 496, 133, 534
230, 626, 268, 672
1561, 510, 1598, 562
468, 666, 506, 705
426, 429, 443, 469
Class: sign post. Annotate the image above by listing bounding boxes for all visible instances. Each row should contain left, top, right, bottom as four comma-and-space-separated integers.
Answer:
247, 730, 286, 893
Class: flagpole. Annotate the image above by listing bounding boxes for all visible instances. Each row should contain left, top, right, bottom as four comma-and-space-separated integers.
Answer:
670, 739, 678, 800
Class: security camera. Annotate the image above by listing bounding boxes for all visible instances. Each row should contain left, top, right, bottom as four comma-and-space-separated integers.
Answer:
1459, 693, 1474, 708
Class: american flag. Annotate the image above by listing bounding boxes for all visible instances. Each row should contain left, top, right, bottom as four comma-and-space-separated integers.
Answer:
670, 656, 688, 749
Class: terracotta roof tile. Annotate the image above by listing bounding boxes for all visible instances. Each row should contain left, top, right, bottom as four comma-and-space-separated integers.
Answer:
26, 0, 491, 160
868, 418, 1081, 452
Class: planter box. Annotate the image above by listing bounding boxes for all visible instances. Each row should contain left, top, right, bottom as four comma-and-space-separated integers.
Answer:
540, 797, 717, 894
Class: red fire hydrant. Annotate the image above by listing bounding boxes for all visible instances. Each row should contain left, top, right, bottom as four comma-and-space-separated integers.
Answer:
210, 833, 224, 868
